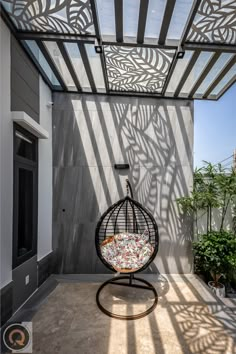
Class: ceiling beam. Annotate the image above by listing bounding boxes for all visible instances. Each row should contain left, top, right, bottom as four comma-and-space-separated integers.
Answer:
137, 0, 149, 44
77, 43, 97, 93
158, 0, 176, 45
57, 41, 82, 92
185, 42, 236, 53
52, 89, 195, 100
188, 52, 221, 98
174, 50, 201, 97
161, 51, 179, 95
114, 0, 123, 42
102, 40, 178, 49
15, 32, 95, 42
13, 31, 236, 53
90, 0, 109, 93
217, 75, 236, 100
90, 0, 101, 39
99, 50, 109, 93
203, 55, 236, 98
36, 40, 67, 91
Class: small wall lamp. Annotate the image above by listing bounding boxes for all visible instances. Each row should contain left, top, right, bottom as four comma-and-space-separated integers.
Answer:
114, 164, 130, 170
94, 38, 103, 54
177, 46, 185, 59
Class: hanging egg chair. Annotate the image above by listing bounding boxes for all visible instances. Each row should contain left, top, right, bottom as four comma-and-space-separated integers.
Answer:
95, 179, 159, 320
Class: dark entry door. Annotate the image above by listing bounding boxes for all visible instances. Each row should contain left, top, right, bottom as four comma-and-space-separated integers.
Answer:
13, 124, 38, 268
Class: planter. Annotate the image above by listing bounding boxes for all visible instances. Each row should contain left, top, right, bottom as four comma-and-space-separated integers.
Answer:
208, 281, 225, 298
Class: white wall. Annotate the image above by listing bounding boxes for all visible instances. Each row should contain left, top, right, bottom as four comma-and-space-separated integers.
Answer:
196, 204, 234, 235
0, 19, 13, 288
37, 77, 53, 260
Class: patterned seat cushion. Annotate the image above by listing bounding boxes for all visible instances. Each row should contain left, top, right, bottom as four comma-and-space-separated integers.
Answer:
100, 230, 153, 272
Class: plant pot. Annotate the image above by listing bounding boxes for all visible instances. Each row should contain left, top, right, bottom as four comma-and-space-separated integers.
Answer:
208, 281, 225, 298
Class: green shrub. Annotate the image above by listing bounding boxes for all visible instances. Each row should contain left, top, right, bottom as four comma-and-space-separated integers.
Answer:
193, 230, 236, 287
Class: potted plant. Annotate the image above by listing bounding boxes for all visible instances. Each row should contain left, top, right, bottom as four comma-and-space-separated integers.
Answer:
177, 162, 236, 296
193, 230, 236, 297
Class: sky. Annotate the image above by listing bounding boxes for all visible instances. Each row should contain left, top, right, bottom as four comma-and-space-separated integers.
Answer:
194, 83, 236, 168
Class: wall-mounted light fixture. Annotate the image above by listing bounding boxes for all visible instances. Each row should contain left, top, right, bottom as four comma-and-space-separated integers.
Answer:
94, 38, 103, 54
177, 46, 185, 59
114, 164, 130, 170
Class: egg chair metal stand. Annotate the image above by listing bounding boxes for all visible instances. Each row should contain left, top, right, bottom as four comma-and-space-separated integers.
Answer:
95, 180, 159, 320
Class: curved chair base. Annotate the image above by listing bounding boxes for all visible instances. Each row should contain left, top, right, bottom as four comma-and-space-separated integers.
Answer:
96, 275, 158, 320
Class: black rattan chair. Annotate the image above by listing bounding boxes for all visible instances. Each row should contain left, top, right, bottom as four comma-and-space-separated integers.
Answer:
95, 180, 159, 320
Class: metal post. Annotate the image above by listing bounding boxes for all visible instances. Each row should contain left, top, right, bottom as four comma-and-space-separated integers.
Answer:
129, 273, 134, 285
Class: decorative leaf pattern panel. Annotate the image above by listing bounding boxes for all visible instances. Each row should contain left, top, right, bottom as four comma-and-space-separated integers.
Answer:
1, 0, 94, 34
104, 46, 175, 93
187, 0, 236, 44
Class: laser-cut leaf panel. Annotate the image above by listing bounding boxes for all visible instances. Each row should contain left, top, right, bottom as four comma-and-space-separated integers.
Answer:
1, 0, 94, 34
104, 46, 175, 93
187, 0, 236, 44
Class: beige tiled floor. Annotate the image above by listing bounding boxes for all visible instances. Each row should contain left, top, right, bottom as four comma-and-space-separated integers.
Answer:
31, 275, 236, 354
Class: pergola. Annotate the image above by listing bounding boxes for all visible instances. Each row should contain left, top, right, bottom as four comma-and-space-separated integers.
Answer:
1, 0, 236, 100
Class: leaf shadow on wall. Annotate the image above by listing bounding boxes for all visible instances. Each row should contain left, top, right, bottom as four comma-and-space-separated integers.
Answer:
52, 94, 194, 275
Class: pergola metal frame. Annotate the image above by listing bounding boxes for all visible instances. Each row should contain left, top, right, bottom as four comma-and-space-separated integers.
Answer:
1, 0, 235, 100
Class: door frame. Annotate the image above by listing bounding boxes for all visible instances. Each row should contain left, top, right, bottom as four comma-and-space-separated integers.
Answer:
12, 123, 38, 268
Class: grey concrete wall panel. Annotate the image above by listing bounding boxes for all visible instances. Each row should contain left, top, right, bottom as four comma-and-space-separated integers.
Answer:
52, 94, 194, 274
11, 36, 39, 122
12, 256, 38, 312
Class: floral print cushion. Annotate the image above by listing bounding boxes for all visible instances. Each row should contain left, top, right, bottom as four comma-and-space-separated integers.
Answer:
138, 242, 153, 265
100, 236, 118, 259
100, 230, 153, 271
